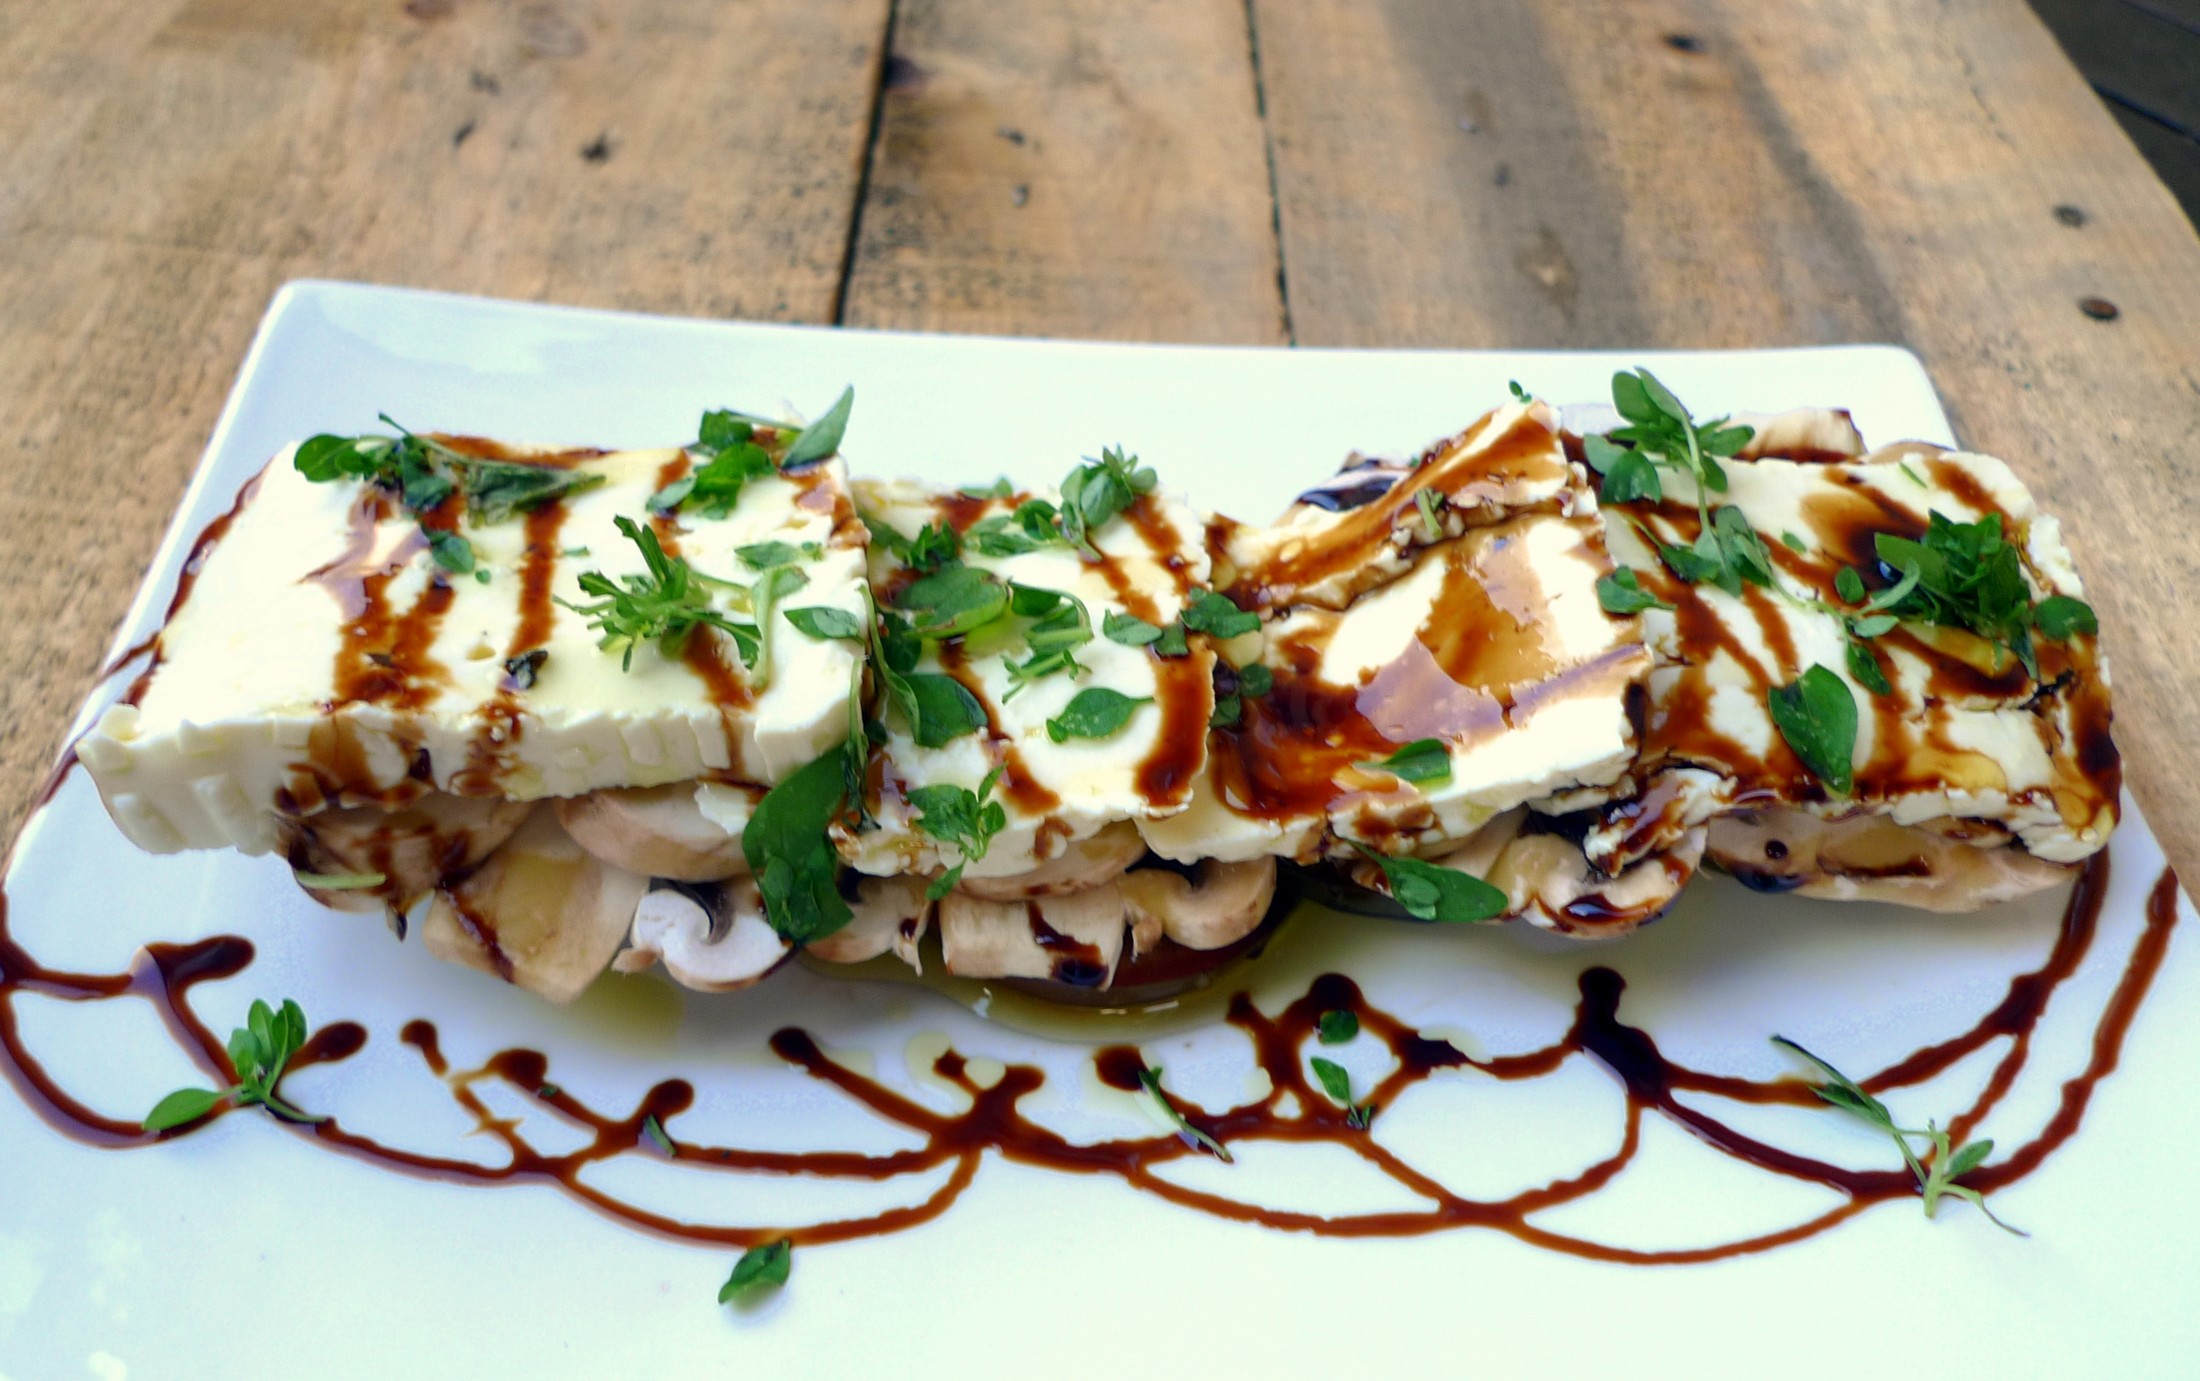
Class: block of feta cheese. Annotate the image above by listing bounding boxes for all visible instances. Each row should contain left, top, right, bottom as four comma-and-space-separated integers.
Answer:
1575, 434, 2119, 909
836, 471, 1219, 884
78, 436, 869, 860
1144, 401, 1654, 886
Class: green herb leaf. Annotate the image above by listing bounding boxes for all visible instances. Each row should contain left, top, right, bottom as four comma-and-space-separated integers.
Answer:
1836, 566, 1867, 604
1317, 1010, 1359, 1045
676, 443, 776, 518
1057, 446, 1157, 556
781, 386, 854, 467
1598, 372, 1756, 577
1309, 1057, 1373, 1129
1003, 586, 1092, 697
962, 477, 1015, 500
1181, 590, 1259, 640
1350, 843, 1508, 923
1768, 664, 1857, 795
1103, 610, 1164, 647
1358, 738, 1452, 784
694, 409, 756, 452
1135, 1065, 1232, 1162
1596, 568, 1674, 615
1046, 688, 1152, 743
1209, 694, 1242, 729
1599, 449, 1662, 505
648, 476, 697, 512
964, 512, 1048, 557
426, 528, 476, 575
1237, 662, 1273, 698
147, 995, 323, 1132
905, 522, 961, 574
642, 1112, 676, 1157
719, 1240, 793, 1302
144, 1086, 230, 1133
1508, 379, 1531, 403
738, 540, 820, 570
900, 672, 988, 747
2034, 594, 2098, 640
559, 517, 747, 671
1712, 506, 1776, 588
1872, 512, 2042, 675
785, 606, 863, 641
1310, 1057, 1353, 1106
742, 748, 853, 944
463, 460, 604, 524
1845, 637, 1893, 698
910, 768, 1007, 901
1656, 535, 1725, 587
1781, 530, 1809, 554
747, 565, 809, 690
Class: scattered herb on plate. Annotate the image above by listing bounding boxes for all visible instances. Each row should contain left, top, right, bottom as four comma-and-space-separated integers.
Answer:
144, 998, 324, 1132
1773, 1037, 2023, 1234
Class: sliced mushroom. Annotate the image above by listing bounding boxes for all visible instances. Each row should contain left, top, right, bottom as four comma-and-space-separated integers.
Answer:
1731, 407, 1866, 462
1485, 825, 1706, 937
1706, 808, 2076, 911
804, 875, 933, 971
955, 821, 1146, 901
284, 794, 533, 922
422, 804, 648, 1003
553, 783, 750, 882
937, 887, 1127, 989
614, 879, 792, 991
1118, 857, 1278, 952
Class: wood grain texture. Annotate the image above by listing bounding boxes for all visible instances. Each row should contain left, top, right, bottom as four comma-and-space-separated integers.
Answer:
839, 0, 1287, 342
0, 0, 890, 848
1253, 0, 2200, 881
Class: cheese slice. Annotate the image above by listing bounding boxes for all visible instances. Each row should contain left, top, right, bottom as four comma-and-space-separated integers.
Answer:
1145, 401, 1649, 865
1579, 443, 2119, 872
79, 441, 868, 856
838, 475, 1217, 881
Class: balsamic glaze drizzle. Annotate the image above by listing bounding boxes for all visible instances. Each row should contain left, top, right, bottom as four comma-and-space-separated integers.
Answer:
0, 843, 2180, 1263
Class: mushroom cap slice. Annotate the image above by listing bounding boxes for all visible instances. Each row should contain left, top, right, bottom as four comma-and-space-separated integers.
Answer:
284, 794, 532, 918
1706, 808, 2076, 911
422, 804, 648, 1003
955, 821, 1146, 901
1484, 824, 1706, 937
553, 783, 752, 882
938, 886, 1126, 988
1118, 857, 1278, 952
805, 875, 933, 970
615, 880, 792, 992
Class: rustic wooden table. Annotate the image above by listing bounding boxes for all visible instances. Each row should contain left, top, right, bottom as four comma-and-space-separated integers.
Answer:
4, 0, 2197, 881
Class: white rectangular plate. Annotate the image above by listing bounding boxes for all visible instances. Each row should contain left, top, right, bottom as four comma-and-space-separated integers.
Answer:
4, 282, 2194, 1380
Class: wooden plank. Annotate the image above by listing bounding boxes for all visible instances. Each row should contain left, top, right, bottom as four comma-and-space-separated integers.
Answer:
0, 0, 891, 848
839, 0, 1286, 343
1254, 0, 2200, 884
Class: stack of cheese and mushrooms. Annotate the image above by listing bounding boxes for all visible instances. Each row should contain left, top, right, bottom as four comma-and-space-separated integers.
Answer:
77, 382, 2120, 1006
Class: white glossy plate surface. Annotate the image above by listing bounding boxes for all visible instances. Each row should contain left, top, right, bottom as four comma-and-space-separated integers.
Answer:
3, 283, 2194, 1380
